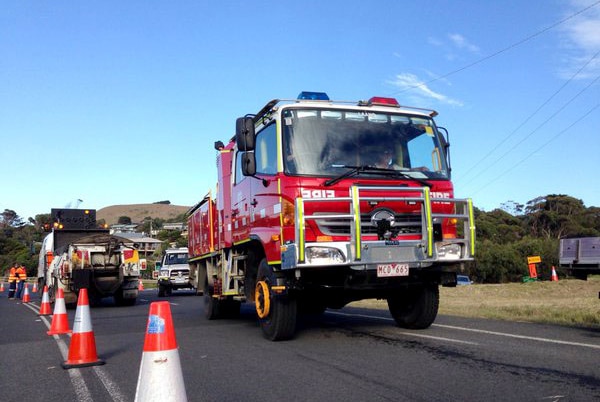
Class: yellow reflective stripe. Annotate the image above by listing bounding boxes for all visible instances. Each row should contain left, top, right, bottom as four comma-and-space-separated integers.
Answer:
278, 178, 284, 248
233, 238, 252, 246
208, 190, 214, 252
468, 198, 476, 256
297, 199, 305, 263
352, 186, 361, 260
424, 187, 433, 257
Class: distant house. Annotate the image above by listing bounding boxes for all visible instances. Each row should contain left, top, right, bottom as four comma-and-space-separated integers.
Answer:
162, 222, 185, 231
110, 224, 138, 233
115, 232, 163, 256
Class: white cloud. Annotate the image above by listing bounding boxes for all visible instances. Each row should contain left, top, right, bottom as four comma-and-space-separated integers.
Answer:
560, 1, 600, 78
448, 33, 480, 52
388, 73, 463, 107
426, 33, 479, 62
427, 36, 443, 47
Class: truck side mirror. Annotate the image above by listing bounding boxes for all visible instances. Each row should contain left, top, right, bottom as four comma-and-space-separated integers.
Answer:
236, 117, 255, 151
241, 151, 256, 176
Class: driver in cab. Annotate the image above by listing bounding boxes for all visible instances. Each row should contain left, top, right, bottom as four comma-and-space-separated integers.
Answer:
374, 150, 401, 169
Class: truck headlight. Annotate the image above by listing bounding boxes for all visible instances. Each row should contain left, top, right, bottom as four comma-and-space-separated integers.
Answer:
160, 270, 169, 277
305, 247, 345, 264
436, 243, 462, 260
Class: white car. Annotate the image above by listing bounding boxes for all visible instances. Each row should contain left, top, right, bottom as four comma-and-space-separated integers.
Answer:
457, 275, 473, 285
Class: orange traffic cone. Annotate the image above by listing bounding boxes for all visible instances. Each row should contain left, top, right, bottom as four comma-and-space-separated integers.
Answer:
22, 283, 31, 303
0, 282, 4, 293
134, 301, 187, 401
39, 286, 52, 315
62, 288, 105, 369
47, 288, 72, 335
32, 281, 38, 293
551, 266, 559, 282
138, 280, 144, 291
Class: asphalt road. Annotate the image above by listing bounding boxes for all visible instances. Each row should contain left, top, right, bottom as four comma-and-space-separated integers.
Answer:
1, 288, 598, 402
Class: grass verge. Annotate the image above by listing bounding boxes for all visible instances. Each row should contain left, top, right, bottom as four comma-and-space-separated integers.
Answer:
350, 276, 600, 329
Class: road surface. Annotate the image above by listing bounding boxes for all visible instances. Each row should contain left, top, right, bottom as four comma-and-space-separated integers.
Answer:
0, 289, 598, 401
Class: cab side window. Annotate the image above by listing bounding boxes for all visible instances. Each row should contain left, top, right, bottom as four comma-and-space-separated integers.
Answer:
254, 123, 277, 175
235, 150, 245, 184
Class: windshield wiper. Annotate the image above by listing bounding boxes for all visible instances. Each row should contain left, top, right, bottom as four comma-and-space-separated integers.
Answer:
324, 165, 430, 187
324, 165, 369, 186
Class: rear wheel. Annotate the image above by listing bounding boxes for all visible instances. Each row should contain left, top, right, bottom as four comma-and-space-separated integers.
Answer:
114, 287, 137, 306
204, 280, 221, 320
256, 259, 297, 341
387, 284, 439, 329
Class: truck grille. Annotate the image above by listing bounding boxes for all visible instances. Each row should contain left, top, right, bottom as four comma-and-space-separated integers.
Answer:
170, 269, 189, 278
313, 212, 422, 236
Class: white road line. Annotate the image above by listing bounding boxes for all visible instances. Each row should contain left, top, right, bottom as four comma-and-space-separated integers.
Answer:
93, 366, 128, 402
398, 331, 479, 345
328, 311, 600, 350
24, 300, 128, 401
433, 323, 600, 350
56, 335, 94, 402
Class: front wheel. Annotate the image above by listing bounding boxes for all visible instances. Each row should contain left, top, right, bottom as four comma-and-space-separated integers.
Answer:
158, 284, 167, 298
387, 284, 439, 329
255, 259, 297, 341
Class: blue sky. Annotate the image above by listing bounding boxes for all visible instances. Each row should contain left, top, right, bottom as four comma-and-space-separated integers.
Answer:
2, 0, 599, 221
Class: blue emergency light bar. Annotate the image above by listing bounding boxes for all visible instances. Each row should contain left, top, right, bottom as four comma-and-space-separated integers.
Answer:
297, 91, 330, 101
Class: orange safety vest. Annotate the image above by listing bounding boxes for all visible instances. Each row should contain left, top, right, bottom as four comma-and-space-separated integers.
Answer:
8, 267, 18, 283
16, 266, 27, 282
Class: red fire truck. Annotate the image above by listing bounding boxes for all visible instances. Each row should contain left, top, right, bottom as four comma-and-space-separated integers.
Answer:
188, 91, 475, 340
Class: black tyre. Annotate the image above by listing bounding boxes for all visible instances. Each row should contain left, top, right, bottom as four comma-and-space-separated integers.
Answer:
158, 284, 167, 297
204, 281, 221, 320
387, 284, 439, 329
256, 259, 297, 341
114, 288, 137, 306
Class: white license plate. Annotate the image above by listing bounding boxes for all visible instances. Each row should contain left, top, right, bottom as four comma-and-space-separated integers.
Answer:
377, 263, 409, 277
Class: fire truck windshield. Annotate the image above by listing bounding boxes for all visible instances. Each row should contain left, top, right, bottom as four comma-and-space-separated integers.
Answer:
282, 108, 450, 180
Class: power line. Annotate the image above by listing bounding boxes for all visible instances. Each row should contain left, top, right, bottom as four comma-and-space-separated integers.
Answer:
470, 102, 600, 196
391, 0, 600, 95
458, 48, 600, 185
462, 69, 600, 187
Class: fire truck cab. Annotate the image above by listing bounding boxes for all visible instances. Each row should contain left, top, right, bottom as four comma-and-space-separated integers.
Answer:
188, 91, 475, 340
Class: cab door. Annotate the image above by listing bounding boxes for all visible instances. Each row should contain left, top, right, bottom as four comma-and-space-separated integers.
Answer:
250, 123, 280, 259
231, 150, 251, 243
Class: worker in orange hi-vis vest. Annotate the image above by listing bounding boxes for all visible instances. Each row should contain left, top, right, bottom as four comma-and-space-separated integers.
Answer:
8, 264, 18, 299
15, 264, 27, 299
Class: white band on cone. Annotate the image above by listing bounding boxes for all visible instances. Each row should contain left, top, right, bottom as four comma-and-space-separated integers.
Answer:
73, 304, 93, 333
135, 349, 187, 402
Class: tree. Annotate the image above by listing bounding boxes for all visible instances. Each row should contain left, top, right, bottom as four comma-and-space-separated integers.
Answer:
499, 200, 524, 216
0, 219, 42, 277
524, 195, 587, 239
475, 208, 525, 244
471, 194, 599, 283
118, 216, 132, 225
1, 209, 25, 228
